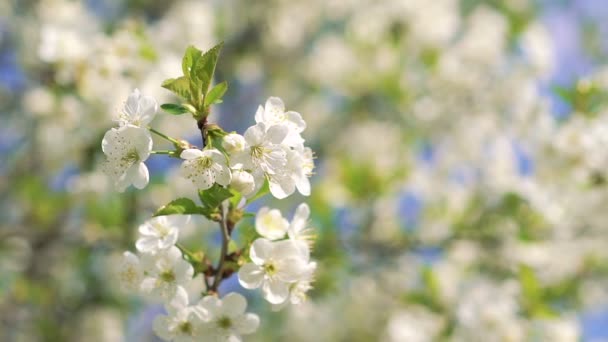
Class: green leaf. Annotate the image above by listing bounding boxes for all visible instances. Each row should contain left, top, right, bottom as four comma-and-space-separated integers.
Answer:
228, 240, 239, 254
182, 45, 202, 76
229, 187, 243, 208
198, 184, 233, 209
191, 42, 223, 96
204, 81, 228, 107
162, 76, 191, 99
161, 103, 189, 115
155, 198, 211, 216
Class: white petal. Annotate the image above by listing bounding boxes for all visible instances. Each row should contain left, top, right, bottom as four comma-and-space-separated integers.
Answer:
295, 174, 311, 196
235, 313, 260, 335
166, 214, 191, 228
285, 111, 306, 132
214, 164, 232, 186
196, 168, 216, 190
244, 123, 266, 145
129, 163, 149, 189
262, 278, 289, 304
174, 259, 194, 281
166, 286, 189, 314
165, 246, 183, 262
152, 316, 173, 341
135, 236, 158, 253
124, 89, 141, 116
266, 124, 288, 144
268, 175, 295, 199
221, 292, 247, 317
273, 239, 308, 260
265, 97, 285, 115
254, 105, 265, 124
294, 203, 310, 224
238, 263, 264, 289
249, 238, 273, 265
198, 295, 221, 317
181, 149, 204, 160
138, 95, 158, 126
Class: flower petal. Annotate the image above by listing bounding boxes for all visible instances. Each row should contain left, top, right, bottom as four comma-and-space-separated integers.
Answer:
262, 278, 289, 304
221, 292, 247, 317
235, 313, 260, 335
249, 238, 273, 265
238, 263, 264, 289
180, 149, 204, 160
130, 163, 149, 189
214, 164, 232, 186
266, 124, 288, 144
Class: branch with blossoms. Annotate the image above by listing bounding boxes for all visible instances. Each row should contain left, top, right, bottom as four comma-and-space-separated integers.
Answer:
101, 43, 317, 341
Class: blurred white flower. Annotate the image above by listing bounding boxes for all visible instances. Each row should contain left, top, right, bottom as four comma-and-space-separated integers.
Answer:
255, 207, 289, 240
287, 203, 315, 253
118, 251, 143, 292
136, 215, 190, 254
238, 239, 311, 304
153, 288, 207, 342
198, 293, 260, 341
140, 246, 194, 301
101, 126, 152, 192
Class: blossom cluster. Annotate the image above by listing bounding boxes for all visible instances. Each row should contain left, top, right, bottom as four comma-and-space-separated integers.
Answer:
102, 47, 317, 340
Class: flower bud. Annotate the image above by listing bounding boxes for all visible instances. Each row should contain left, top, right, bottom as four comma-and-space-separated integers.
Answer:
222, 133, 246, 154
231, 170, 255, 195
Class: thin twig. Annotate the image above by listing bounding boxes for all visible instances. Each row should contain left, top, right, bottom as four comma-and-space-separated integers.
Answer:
211, 204, 230, 292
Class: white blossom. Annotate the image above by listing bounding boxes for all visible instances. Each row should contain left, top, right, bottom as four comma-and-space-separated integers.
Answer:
222, 133, 246, 154
238, 239, 311, 304
101, 125, 152, 192
230, 122, 288, 176
118, 251, 143, 292
255, 207, 289, 240
180, 148, 231, 190
254, 97, 306, 148
114, 88, 158, 127
135, 215, 190, 254
153, 288, 207, 342
140, 246, 194, 301
198, 293, 260, 341
287, 203, 315, 253
230, 169, 255, 196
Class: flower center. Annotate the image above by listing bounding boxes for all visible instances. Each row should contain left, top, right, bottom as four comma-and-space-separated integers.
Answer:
160, 270, 175, 283
217, 316, 232, 329
178, 322, 193, 335
121, 267, 138, 284
263, 262, 277, 276
153, 222, 170, 237
122, 149, 140, 164
196, 156, 213, 169
251, 145, 266, 159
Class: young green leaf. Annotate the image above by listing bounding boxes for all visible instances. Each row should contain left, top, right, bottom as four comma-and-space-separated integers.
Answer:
204, 81, 228, 107
182, 45, 202, 76
161, 76, 191, 99
199, 183, 233, 209
160, 103, 190, 115
154, 198, 211, 216
191, 42, 224, 96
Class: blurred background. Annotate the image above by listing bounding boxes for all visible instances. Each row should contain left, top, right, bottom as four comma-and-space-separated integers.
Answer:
2, 0, 608, 341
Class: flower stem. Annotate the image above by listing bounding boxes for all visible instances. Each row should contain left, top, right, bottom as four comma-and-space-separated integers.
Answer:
148, 127, 181, 145
211, 204, 231, 292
